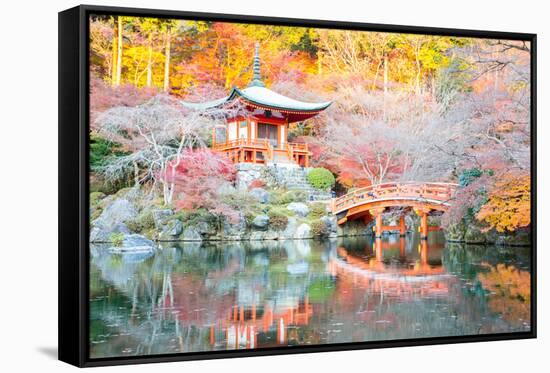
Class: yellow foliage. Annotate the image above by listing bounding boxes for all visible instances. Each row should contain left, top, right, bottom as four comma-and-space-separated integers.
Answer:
477, 264, 531, 326
476, 174, 530, 232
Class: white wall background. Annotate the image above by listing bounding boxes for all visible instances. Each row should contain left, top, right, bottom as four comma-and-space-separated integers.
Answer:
0, 0, 546, 371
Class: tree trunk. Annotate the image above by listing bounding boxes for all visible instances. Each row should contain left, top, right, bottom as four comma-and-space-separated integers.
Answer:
110, 16, 118, 86
383, 53, 389, 120
146, 31, 153, 87
133, 161, 139, 186
163, 27, 171, 92
115, 17, 122, 85
383, 53, 389, 94
112, 16, 123, 86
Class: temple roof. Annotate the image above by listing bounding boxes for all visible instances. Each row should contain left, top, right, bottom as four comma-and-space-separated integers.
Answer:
181, 86, 332, 112
181, 43, 331, 114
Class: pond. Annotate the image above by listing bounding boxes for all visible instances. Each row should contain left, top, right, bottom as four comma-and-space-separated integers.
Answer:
89, 232, 531, 359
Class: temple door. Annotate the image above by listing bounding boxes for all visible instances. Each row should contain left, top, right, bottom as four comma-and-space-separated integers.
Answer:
257, 123, 278, 148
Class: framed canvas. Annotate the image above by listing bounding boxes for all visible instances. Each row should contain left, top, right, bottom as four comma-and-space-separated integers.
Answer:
58, 4, 537, 367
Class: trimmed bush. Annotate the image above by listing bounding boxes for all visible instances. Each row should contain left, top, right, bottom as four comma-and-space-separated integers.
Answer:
270, 215, 288, 231
126, 210, 155, 233
310, 219, 329, 236
309, 202, 327, 218
267, 207, 290, 230
307, 168, 335, 190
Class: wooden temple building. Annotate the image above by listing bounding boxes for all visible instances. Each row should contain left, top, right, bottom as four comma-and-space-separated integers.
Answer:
182, 44, 331, 167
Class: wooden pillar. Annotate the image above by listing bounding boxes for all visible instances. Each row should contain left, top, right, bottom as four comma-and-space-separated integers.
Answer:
370, 208, 385, 238
415, 208, 430, 240
210, 325, 215, 346
420, 212, 428, 240
399, 215, 406, 236
304, 154, 309, 168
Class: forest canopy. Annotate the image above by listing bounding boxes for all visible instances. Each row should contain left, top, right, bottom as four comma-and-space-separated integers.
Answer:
90, 15, 531, 233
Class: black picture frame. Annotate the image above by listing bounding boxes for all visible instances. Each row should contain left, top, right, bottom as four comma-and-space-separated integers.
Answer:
58, 4, 537, 367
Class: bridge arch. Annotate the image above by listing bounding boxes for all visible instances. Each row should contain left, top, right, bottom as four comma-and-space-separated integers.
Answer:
330, 182, 458, 239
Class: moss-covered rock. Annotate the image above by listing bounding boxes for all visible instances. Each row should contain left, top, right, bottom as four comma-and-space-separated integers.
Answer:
109, 232, 125, 247
494, 228, 531, 246
158, 219, 184, 241
337, 220, 369, 236
90, 192, 106, 208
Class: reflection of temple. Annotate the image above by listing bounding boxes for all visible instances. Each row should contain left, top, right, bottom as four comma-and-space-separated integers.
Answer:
209, 298, 313, 349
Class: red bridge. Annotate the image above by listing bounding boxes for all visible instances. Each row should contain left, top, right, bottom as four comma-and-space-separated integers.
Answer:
330, 182, 458, 239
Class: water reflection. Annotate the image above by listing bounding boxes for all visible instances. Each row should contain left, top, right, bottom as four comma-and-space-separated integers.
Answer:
89, 233, 531, 358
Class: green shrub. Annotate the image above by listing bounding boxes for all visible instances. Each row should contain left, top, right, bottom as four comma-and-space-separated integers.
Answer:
310, 219, 328, 237
459, 168, 483, 187
110, 232, 125, 247
175, 208, 217, 226
307, 168, 335, 190
126, 210, 155, 233
90, 133, 128, 170
309, 202, 327, 218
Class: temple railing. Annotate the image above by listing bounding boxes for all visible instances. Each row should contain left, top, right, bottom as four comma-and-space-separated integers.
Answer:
212, 139, 309, 164
212, 138, 270, 151
330, 182, 458, 214
287, 142, 308, 153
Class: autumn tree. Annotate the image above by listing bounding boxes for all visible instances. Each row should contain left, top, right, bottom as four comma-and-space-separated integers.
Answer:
476, 174, 530, 232
169, 149, 239, 223
95, 95, 241, 204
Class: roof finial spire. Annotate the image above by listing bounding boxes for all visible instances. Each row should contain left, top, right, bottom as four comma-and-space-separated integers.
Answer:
249, 42, 265, 87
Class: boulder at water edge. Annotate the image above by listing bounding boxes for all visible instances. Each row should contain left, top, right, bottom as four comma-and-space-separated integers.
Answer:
108, 234, 155, 254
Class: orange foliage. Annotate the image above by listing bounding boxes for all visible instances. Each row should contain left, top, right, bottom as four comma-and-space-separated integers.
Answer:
477, 264, 531, 326
476, 174, 530, 232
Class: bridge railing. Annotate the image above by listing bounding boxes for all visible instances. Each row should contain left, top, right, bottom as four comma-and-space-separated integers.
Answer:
331, 182, 458, 214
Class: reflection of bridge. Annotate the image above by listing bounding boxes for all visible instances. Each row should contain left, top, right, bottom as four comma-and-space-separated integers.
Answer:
329, 239, 453, 299
330, 182, 458, 239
